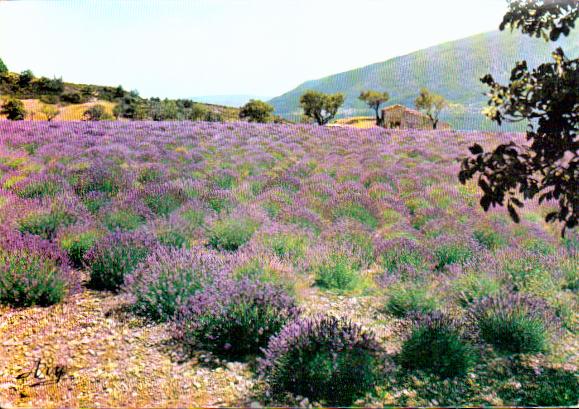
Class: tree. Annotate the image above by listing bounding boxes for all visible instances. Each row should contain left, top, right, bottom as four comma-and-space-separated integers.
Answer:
0, 57, 7, 74
299, 91, 344, 125
18, 70, 35, 89
359, 90, 390, 126
188, 103, 208, 121
82, 104, 111, 121
459, 0, 578, 236
40, 104, 60, 121
1, 98, 26, 120
239, 99, 274, 123
414, 88, 448, 129
114, 85, 125, 99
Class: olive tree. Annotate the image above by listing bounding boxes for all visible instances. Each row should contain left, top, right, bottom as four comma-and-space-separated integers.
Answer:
299, 91, 344, 125
414, 88, 448, 129
359, 90, 390, 126
239, 99, 274, 123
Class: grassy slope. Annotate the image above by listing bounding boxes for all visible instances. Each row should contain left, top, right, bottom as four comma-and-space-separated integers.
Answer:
269, 30, 579, 130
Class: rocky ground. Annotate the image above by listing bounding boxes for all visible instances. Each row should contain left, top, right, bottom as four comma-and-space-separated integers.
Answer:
0, 275, 391, 408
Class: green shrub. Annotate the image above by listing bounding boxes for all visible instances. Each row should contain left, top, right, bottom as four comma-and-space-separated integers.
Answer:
385, 284, 439, 317
124, 247, 223, 321
452, 272, 502, 307
233, 257, 294, 294
103, 209, 146, 231
143, 190, 185, 217
59, 229, 100, 268
471, 293, 557, 354
473, 227, 507, 250
333, 202, 378, 229
260, 315, 384, 406
434, 241, 473, 270
175, 279, 299, 357
207, 217, 258, 251
313, 253, 361, 292
0, 231, 74, 307
18, 210, 76, 240
398, 312, 476, 378
181, 208, 205, 228
85, 231, 155, 291
379, 239, 427, 275
263, 232, 308, 263
15, 180, 62, 199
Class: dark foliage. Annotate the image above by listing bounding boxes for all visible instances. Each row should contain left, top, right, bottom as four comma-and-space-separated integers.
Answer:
260, 315, 384, 405
459, 0, 578, 236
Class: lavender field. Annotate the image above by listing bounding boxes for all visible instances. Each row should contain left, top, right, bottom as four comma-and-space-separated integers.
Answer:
0, 121, 577, 407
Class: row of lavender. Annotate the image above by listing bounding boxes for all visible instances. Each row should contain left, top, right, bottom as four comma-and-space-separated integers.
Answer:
0, 121, 577, 405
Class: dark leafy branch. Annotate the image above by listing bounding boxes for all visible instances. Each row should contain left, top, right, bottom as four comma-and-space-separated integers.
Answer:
459, 0, 578, 236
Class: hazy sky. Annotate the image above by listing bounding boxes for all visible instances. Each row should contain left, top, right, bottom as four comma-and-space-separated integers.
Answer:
0, 0, 508, 98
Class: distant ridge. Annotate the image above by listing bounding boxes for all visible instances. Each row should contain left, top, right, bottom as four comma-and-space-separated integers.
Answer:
269, 30, 578, 130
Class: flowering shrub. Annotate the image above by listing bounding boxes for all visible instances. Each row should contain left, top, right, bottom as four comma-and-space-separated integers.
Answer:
207, 216, 259, 251
433, 237, 475, 270
142, 184, 187, 217
260, 315, 384, 405
174, 278, 299, 357
0, 229, 76, 307
18, 209, 77, 240
398, 311, 476, 378
58, 228, 101, 268
377, 238, 430, 275
451, 271, 502, 307
124, 246, 225, 321
470, 293, 559, 354
85, 230, 156, 291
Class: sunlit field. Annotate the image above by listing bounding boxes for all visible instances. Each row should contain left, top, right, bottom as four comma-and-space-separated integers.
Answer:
0, 121, 577, 407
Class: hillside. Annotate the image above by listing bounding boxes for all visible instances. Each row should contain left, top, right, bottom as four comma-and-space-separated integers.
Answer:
0, 70, 240, 121
269, 30, 579, 130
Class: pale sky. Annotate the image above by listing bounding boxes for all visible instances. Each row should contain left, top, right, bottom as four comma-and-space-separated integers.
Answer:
0, 0, 508, 98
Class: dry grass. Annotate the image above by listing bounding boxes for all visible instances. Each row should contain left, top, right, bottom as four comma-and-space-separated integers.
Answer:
333, 116, 378, 129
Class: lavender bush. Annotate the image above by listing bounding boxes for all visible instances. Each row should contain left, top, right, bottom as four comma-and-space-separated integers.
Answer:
470, 293, 560, 354
398, 311, 477, 378
0, 228, 77, 307
174, 278, 299, 357
124, 246, 225, 321
85, 230, 157, 291
259, 315, 384, 405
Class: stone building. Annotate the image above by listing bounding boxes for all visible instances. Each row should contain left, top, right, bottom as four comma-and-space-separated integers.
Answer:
381, 104, 451, 130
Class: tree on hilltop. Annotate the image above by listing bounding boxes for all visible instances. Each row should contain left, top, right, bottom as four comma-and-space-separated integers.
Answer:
359, 90, 390, 126
459, 0, 578, 236
414, 88, 448, 129
300, 90, 344, 125
0, 57, 8, 74
239, 99, 274, 123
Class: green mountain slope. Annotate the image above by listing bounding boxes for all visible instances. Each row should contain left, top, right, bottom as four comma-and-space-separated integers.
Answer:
269, 30, 578, 130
